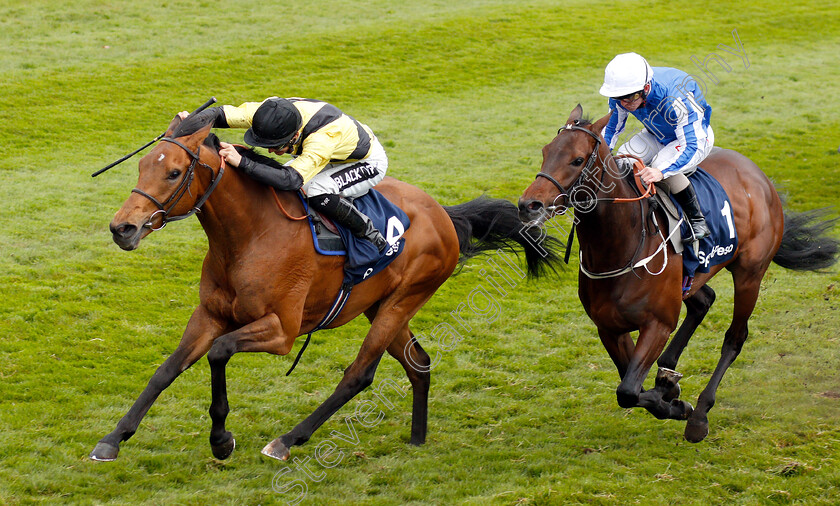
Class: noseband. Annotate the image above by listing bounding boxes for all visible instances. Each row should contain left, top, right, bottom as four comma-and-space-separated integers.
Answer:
534, 122, 602, 206
532, 122, 668, 278
131, 137, 225, 230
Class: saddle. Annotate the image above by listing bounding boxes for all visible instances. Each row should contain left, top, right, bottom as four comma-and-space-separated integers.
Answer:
617, 155, 685, 256
297, 190, 411, 285
649, 182, 686, 256
304, 202, 345, 254
617, 152, 738, 295
285, 190, 411, 374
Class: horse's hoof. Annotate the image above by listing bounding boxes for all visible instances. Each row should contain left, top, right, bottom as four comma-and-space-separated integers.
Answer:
656, 367, 683, 385
89, 442, 120, 462
211, 436, 236, 460
671, 399, 693, 420
684, 417, 709, 443
663, 384, 682, 402
657, 368, 683, 402
261, 439, 291, 461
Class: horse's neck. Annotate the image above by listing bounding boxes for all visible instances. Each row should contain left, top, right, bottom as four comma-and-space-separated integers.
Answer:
196, 166, 304, 257
575, 163, 647, 269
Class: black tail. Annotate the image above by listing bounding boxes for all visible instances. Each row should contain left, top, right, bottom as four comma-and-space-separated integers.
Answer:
443, 196, 563, 278
773, 208, 840, 271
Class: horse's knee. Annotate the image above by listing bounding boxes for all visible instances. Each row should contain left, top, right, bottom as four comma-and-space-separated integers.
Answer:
411, 339, 430, 360
207, 338, 235, 365
703, 285, 716, 307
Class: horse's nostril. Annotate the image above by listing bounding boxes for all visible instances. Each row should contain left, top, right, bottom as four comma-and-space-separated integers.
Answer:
110, 222, 137, 238
518, 199, 544, 222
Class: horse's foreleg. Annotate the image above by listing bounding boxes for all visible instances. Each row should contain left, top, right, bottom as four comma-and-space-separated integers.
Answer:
598, 330, 636, 380
206, 313, 291, 460
613, 322, 693, 420
685, 272, 761, 442
90, 306, 222, 461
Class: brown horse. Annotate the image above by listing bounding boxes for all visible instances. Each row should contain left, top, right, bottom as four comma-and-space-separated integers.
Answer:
90, 114, 560, 462
518, 104, 838, 442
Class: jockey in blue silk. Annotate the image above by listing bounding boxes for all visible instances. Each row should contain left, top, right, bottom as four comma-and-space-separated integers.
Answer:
600, 52, 713, 243
179, 97, 389, 252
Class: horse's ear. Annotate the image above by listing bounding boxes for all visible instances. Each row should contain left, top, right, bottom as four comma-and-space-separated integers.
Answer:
566, 104, 584, 125
591, 111, 612, 136
180, 122, 214, 151
164, 114, 183, 137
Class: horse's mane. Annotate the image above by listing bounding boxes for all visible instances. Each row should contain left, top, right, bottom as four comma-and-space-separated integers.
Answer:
171, 113, 284, 169
172, 113, 214, 138
236, 146, 286, 170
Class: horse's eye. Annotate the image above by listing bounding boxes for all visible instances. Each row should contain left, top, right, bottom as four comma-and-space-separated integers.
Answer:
167, 170, 182, 180
571, 157, 585, 167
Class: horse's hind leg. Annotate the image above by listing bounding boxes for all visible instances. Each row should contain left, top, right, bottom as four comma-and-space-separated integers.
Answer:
659, 284, 716, 369
365, 307, 430, 445
685, 271, 762, 442
604, 325, 693, 421
386, 326, 431, 445
261, 352, 386, 461
261, 293, 435, 461
657, 284, 717, 400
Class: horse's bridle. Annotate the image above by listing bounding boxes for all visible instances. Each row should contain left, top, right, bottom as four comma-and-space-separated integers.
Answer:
533, 122, 667, 278
534, 121, 603, 210
131, 137, 225, 230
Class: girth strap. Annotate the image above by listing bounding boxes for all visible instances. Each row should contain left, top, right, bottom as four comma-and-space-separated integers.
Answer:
285, 281, 354, 376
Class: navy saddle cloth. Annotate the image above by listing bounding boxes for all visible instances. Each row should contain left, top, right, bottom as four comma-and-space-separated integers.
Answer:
299, 189, 410, 286
669, 168, 738, 278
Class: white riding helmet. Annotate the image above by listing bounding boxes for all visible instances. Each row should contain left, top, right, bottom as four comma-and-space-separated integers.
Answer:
599, 52, 653, 98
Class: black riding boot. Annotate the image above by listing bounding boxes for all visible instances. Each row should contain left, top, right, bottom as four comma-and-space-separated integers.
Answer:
310, 193, 388, 252
673, 182, 711, 243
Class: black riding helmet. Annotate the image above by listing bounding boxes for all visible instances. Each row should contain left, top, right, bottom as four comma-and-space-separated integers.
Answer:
244, 98, 302, 148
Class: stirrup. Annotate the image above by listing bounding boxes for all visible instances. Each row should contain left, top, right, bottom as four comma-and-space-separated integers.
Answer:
364, 225, 388, 252
683, 222, 710, 244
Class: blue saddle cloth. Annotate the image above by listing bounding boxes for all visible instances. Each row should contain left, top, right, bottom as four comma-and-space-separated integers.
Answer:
301, 189, 410, 286
669, 168, 738, 278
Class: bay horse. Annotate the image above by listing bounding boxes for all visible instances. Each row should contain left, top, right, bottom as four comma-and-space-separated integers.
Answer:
518, 104, 838, 442
90, 114, 560, 462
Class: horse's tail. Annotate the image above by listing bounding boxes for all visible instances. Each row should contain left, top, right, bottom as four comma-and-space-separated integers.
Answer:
443, 196, 562, 278
773, 208, 840, 271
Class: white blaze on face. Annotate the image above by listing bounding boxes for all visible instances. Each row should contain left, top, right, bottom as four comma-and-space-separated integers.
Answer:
158, 154, 166, 162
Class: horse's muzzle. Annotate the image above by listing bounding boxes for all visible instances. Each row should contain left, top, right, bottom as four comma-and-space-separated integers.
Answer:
110, 221, 143, 251
518, 198, 546, 225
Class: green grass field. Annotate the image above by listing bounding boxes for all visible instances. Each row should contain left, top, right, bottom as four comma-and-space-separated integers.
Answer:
1, 0, 839, 503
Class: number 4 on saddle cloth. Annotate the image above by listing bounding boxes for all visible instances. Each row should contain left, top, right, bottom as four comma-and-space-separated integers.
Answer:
284, 189, 410, 375
654, 168, 738, 295
298, 189, 410, 286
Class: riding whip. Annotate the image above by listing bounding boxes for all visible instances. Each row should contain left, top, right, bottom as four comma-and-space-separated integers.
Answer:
92, 97, 217, 177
